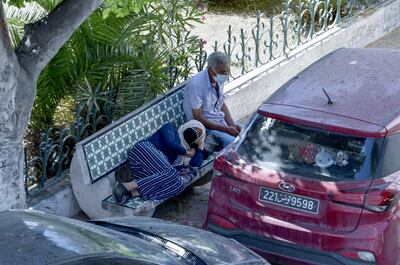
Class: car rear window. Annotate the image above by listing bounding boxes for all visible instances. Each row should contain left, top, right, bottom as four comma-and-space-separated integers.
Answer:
236, 115, 383, 181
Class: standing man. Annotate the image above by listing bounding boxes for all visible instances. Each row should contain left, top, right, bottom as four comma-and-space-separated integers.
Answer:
183, 51, 241, 148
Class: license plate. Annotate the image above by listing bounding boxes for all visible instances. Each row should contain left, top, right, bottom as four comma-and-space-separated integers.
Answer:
258, 187, 320, 214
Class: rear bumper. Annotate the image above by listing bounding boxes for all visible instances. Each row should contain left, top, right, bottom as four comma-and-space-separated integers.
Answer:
204, 177, 390, 265
207, 222, 374, 265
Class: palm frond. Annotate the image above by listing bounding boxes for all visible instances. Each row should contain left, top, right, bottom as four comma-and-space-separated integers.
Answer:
34, 0, 63, 12
31, 44, 75, 126
76, 78, 110, 113
5, 2, 47, 22
9, 0, 202, 129
114, 70, 151, 118
88, 11, 152, 46
4, 2, 47, 47
32, 42, 138, 126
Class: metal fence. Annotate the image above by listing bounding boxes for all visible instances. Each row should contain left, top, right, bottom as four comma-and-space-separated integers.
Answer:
194, 0, 384, 79
24, 103, 114, 196
24, 0, 385, 196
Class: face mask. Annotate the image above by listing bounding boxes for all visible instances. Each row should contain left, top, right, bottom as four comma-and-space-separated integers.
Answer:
212, 68, 229, 84
214, 74, 229, 84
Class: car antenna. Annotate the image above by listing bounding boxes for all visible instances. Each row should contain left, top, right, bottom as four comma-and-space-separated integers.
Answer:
322, 88, 333, 105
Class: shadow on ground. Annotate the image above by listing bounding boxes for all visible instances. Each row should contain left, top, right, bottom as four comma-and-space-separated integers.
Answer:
153, 171, 213, 228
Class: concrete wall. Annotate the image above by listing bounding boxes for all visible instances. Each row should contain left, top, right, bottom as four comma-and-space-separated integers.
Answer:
224, 0, 400, 121
28, 177, 81, 218
30, 0, 400, 218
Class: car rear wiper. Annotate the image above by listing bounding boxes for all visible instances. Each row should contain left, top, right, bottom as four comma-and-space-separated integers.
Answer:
89, 221, 206, 265
281, 166, 340, 181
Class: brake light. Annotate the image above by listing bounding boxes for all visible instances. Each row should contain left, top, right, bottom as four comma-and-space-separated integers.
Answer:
329, 183, 398, 213
364, 190, 396, 212
213, 153, 241, 178
338, 250, 359, 259
213, 155, 225, 173
338, 250, 376, 262
213, 151, 252, 181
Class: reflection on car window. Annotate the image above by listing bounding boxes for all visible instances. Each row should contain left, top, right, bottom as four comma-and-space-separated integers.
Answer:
237, 115, 382, 181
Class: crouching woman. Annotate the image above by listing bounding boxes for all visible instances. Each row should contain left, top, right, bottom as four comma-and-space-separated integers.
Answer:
112, 120, 205, 204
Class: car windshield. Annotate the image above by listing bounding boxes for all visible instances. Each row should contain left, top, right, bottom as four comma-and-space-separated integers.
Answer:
236, 115, 383, 181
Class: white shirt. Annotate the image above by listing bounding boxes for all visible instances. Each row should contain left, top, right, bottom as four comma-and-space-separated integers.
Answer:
183, 69, 226, 125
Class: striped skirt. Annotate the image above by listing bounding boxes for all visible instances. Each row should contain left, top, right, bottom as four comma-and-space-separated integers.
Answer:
127, 140, 185, 201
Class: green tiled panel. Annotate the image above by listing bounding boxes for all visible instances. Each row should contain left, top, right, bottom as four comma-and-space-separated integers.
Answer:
84, 89, 186, 182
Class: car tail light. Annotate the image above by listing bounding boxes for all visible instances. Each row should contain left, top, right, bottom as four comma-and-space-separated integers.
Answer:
364, 189, 396, 212
338, 250, 359, 260
208, 214, 237, 229
329, 183, 398, 213
339, 250, 376, 262
213, 155, 225, 173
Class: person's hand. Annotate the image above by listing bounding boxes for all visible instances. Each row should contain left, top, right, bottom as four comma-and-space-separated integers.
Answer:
189, 143, 199, 150
234, 124, 242, 133
226, 126, 240, 137
186, 148, 196, 158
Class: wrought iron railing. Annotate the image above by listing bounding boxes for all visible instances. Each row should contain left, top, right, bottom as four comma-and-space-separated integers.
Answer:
24, 103, 114, 196
24, 0, 386, 196
191, 0, 384, 79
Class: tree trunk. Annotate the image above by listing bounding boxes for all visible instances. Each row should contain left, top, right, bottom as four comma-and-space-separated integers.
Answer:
0, 68, 35, 209
0, 2, 28, 209
0, 0, 101, 211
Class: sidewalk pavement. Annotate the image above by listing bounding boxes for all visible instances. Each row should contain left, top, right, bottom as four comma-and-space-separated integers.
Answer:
366, 27, 400, 49
153, 173, 212, 228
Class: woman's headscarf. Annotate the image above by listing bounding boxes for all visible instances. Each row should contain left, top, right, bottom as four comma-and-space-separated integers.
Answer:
178, 120, 206, 150
174, 120, 206, 167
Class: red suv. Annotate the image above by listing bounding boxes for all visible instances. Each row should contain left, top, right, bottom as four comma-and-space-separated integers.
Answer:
205, 48, 400, 265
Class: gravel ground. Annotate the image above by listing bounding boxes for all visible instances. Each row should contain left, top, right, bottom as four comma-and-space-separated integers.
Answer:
190, 11, 296, 78
192, 13, 258, 52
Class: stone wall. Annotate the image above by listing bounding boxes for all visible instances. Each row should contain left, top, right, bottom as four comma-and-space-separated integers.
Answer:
28, 177, 81, 217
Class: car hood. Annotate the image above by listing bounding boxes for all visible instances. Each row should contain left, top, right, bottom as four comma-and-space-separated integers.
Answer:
0, 210, 182, 265
95, 216, 269, 265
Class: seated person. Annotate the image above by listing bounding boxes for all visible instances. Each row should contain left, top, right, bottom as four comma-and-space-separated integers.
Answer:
183, 51, 241, 150
112, 120, 205, 204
